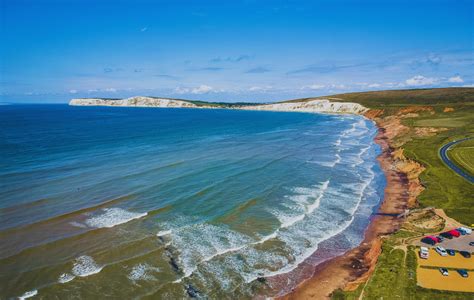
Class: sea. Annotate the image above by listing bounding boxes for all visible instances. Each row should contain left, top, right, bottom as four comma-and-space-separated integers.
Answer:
0, 104, 385, 299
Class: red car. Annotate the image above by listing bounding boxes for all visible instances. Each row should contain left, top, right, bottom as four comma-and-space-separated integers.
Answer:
448, 229, 461, 237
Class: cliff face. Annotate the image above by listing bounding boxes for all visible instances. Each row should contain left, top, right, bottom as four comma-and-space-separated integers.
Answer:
240, 99, 368, 114
69, 96, 198, 108
69, 97, 368, 115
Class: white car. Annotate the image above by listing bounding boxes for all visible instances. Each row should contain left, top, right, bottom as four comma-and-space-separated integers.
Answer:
419, 247, 429, 259
436, 246, 448, 256
458, 227, 472, 235
439, 268, 449, 276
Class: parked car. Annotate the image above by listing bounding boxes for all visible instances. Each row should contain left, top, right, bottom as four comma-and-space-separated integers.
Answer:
458, 227, 472, 235
440, 232, 454, 239
439, 268, 449, 276
460, 251, 471, 258
436, 236, 444, 242
469, 241, 474, 246
421, 236, 437, 245
448, 229, 461, 237
435, 246, 448, 256
457, 269, 469, 278
446, 249, 456, 256
419, 247, 429, 259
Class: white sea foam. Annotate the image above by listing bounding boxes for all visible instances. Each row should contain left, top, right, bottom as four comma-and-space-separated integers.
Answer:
128, 263, 159, 281
275, 180, 330, 229
18, 290, 38, 300
83, 208, 147, 228
306, 180, 329, 214
72, 255, 103, 277
170, 223, 253, 279
253, 232, 278, 245
157, 230, 172, 237
58, 273, 75, 283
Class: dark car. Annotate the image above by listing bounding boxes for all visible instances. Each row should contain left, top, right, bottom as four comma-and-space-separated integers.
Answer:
440, 232, 453, 239
460, 251, 471, 258
457, 269, 469, 278
421, 237, 437, 245
446, 249, 456, 256
469, 241, 474, 246
436, 236, 445, 242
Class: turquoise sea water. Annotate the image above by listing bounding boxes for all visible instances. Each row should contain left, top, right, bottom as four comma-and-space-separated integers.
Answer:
0, 105, 385, 299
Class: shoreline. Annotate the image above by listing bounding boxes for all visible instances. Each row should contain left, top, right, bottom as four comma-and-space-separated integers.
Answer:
278, 112, 414, 299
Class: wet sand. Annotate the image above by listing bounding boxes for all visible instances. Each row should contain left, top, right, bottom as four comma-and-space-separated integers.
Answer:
278, 116, 412, 299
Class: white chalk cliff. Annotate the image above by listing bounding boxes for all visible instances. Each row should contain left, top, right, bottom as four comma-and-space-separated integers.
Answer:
69, 96, 198, 108
240, 99, 367, 114
69, 97, 367, 115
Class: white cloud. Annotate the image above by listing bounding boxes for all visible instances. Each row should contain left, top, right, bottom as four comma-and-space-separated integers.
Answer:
462, 84, 474, 87
141, 27, 148, 32
305, 84, 326, 90
405, 75, 437, 86
249, 86, 272, 92
69, 89, 78, 94
367, 83, 381, 88
191, 85, 213, 94
87, 89, 98, 93
174, 87, 190, 94
448, 75, 463, 83
103, 88, 117, 92
173, 85, 215, 94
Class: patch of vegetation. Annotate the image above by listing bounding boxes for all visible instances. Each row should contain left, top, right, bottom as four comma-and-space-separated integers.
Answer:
448, 138, 474, 176
402, 209, 445, 233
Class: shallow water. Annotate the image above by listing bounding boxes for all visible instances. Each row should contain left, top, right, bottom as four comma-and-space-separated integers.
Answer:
0, 105, 385, 299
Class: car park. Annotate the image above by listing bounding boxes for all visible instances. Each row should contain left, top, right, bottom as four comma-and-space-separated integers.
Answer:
446, 249, 456, 256
419, 247, 429, 259
435, 246, 448, 256
457, 269, 469, 278
439, 268, 449, 276
460, 251, 471, 258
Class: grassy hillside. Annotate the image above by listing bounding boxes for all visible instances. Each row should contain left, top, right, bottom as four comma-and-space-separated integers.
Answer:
284, 87, 474, 108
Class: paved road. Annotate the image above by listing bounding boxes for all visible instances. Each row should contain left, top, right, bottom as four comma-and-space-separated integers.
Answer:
439, 137, 474, 183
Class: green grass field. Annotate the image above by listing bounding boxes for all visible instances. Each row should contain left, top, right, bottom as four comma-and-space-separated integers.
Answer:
448, 138, 474, 177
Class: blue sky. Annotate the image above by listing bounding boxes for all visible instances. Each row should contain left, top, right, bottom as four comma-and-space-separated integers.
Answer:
1, 0, 473, 103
